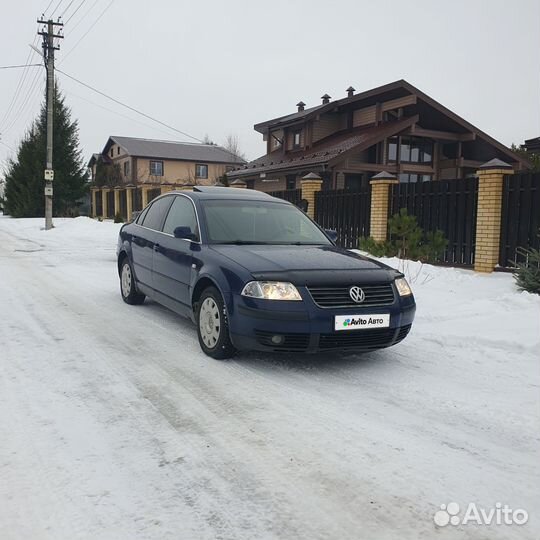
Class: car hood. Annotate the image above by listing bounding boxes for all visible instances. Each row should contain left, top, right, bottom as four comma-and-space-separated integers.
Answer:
210, 245, 399, 286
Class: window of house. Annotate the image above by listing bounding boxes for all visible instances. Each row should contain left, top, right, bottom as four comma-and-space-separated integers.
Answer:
149, 160, 163, 176
110, 148, 114, 157
286, 176, 296, 190
388, 137, 433, 164
272, 133, 282, 149
293, 130, 301, 149
123, 161, 130, 177
388, 137, 398, 161
117, 147, 121, 156
195, 164, 208, 179
398, 173, 432, 183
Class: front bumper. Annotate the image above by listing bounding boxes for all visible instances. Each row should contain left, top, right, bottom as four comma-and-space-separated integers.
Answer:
228, 286, 416, 354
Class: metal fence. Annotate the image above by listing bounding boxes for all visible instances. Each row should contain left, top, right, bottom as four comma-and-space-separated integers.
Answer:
390, 178, 478, 266
499, 172, 540, 267
314, 188, 371, 248
268, 188, 302, 206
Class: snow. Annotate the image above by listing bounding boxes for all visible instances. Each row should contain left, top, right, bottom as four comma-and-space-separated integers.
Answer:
0, 215, 539, 540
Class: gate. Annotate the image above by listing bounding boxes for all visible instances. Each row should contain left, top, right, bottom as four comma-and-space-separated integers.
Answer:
268, 188, 302, 206
314, 188, 371, 248
499, 172, 540, 267
390, 178, 478, 266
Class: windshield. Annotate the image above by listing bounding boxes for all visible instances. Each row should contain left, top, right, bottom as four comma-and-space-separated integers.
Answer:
201, 199, 331, 245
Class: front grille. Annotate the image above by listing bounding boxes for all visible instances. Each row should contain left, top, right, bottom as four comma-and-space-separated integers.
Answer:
254, 330, 310, 351
318, 324, 411, 350
307, 283, 395, 308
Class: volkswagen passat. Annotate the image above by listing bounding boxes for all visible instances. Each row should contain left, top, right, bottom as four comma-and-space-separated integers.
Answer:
116, 187, 415, 359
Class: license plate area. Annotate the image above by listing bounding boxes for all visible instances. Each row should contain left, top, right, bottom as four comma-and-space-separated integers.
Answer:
334, 314, 390, 331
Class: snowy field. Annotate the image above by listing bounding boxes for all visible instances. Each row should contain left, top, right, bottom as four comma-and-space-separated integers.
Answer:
0, 215, 538, 540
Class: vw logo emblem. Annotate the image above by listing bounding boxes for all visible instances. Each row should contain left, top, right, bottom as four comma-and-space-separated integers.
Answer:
349, 286, 365, 303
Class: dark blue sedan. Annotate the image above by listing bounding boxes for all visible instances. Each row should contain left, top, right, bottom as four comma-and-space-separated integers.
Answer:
116, 187, 415, 359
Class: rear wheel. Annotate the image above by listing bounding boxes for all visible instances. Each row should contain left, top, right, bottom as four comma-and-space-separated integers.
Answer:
120, 258, 145, 305
196, 287, 236, 359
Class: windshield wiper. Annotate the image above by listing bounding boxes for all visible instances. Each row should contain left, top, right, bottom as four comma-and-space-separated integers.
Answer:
214, 240, 273, 245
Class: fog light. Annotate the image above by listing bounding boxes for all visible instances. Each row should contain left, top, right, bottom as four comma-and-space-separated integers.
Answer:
271, 335, 284, 345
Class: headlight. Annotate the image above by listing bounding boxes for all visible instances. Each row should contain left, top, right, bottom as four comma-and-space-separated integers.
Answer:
241, 281, 302, 301
395, 277, 412, 297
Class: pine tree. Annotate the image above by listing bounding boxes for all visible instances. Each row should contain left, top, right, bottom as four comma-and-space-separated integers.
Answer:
4, 84, 87, 217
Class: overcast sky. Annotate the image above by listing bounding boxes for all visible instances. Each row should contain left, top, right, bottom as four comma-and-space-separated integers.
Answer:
1, 0, 539, 173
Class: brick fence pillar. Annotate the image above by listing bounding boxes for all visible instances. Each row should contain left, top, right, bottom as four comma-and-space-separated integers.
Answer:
125, 185, 134, 222
114, 187, 121, 217
101, 188, 109, 218
369, 171, 398, 242
301, 172, 323, 219
90, 187, 98, 218
230, 179, 247, 189
474, 158, 513, 273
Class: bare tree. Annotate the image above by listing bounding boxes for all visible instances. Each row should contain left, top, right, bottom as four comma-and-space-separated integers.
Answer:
202, 133, 215, 145
223, 133, 246, 161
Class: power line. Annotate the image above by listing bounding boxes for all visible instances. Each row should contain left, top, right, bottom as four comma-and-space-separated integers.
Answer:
0, 35, 40, 132
60, 0, 76, 17
0, 140, 15, 152
61, 0, 113, 62
2, 69, 45, 135
50, 0, 64, 17
56, 68, 203, 143
65, 0, 98, 31
42, 0, 55, 15
0, 64, 42, 70
65, 89, 182, 138
64, 0, 85, 24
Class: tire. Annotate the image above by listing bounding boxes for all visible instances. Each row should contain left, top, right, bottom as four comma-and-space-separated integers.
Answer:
196, 286, 236, 360
120, 257, 145, 305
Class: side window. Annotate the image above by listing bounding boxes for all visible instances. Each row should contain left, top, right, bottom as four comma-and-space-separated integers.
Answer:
163, 196, 199, 239
136, 205, 150, 224
141, 196, 173, 231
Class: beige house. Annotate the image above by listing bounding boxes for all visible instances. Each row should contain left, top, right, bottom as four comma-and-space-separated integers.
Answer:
88, 136, 246, 220
89, 136, 246, 187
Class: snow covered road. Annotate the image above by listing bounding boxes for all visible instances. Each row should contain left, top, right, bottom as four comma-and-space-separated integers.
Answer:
0, 216, 538, 540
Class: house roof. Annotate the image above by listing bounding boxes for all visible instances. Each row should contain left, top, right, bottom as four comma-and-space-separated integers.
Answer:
101, 136, 246, 165
228, 116, 418, 178
252, 79, 529, 169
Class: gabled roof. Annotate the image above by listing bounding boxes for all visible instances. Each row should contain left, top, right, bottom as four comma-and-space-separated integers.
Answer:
101, 136, 246, 165
229, 116, 417, 178
253, 79, 529, 169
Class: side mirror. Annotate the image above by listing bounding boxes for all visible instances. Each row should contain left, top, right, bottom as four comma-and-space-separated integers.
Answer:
173, 226, 197, 241
325, 229, 338, 242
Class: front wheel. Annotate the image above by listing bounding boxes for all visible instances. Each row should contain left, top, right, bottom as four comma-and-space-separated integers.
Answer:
120, 258, 145, 305
196, 287, 236, 360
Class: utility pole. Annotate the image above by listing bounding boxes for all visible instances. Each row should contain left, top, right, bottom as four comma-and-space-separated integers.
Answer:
37, 17, 63, 230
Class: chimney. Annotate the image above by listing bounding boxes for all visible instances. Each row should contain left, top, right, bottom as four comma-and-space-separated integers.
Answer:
346, 86, 355, 98
296, 101, 306, 112
321, 93, 331, 104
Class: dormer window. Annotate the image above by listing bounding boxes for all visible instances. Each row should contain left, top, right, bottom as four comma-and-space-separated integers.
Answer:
293, 130, 301, 149
272, 134, 281, 149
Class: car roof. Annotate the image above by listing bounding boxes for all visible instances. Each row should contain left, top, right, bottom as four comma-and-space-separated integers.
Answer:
168, 186, 286, 202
